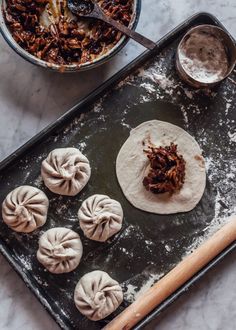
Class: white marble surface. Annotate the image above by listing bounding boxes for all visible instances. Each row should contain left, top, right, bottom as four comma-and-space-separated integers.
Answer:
0, 0, 236, 329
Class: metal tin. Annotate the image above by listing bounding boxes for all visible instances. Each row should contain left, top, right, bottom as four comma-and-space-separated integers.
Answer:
176, 24, 236, 88
0, 0, 141, 72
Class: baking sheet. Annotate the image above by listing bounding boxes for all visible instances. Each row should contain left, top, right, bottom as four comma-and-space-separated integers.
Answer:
0, 13, 235, 330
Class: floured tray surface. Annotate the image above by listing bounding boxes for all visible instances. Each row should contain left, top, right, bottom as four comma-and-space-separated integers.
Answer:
0, 13, 235, 330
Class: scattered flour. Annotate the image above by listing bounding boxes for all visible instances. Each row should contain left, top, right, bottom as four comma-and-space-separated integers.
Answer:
63, 113, 84, 134
185, 156, 236, 255
184, 89, 194, 99
165, 244, 171, 252
180, 105, 189, 126
34, 275, 49, 287
228, 131, 236, 143
93, 100, 103, 113
135, 273, 164, 299
121, 247, 130, 255
23, 171, 30, 181
124, 273, 164, 303
121, 117, 132, 129
124, 284, 137, 303
140, 82, 156, 93
139, 94, 153, 104
34, 175, 43, 188
20, 255, 32, 270
78, 141, 87, 151
138, 69, 177, 96
225, 101, 232, 115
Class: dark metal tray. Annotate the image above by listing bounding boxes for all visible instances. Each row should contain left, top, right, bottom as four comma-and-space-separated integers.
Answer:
0, 13, 236, 330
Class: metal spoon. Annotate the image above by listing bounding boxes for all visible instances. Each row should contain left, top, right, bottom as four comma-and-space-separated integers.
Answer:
67, 0, 156, 50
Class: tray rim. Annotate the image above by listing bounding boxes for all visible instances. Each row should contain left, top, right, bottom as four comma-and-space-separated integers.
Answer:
0, 11, 235, 330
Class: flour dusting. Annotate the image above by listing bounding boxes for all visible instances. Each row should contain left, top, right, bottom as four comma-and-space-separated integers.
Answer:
135, 273, 164, 299
124, 273, 164, 303
228, 131, 236, 143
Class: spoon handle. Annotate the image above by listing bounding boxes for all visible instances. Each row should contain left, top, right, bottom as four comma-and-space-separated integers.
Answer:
92, 10, 156, 50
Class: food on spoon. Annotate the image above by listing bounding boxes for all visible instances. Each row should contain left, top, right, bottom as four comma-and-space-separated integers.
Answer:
2, 185, 49, 233
74, 270, 123, 320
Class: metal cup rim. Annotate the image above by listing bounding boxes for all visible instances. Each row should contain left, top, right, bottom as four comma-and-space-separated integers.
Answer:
176, 24, 236, 87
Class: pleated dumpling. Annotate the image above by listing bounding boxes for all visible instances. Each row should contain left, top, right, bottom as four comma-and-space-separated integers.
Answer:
37, 227, 83, 274
74, 270, 123, 321
78, 194, 123, 242
41, 148, 91, 196
2, 185, 49, 233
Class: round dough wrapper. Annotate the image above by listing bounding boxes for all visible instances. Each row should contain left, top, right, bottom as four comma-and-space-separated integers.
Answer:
37, 227, 83, 274
78, 194, 123, 242
41, 147, 91, 196
74, 270, 123, 321
2, 185, 49, 233
116, 120, 206, 214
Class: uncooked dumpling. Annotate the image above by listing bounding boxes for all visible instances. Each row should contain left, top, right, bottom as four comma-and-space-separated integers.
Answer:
41, 148, 91, 196
78, 194, 123, 242
116, 120, 206, 214
2, 185, 49, 233
37, 227, 83, 274
74, 270, 123, 321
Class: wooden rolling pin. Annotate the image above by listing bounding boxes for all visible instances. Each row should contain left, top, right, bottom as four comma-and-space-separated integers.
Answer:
103, 215, 236, 330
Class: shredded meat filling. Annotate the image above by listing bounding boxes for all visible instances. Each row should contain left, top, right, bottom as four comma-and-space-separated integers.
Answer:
143, 143, 186, 194
4, 0, 133, 65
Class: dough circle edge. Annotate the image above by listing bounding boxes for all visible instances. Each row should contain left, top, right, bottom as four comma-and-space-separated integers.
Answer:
116, 120, 206, 214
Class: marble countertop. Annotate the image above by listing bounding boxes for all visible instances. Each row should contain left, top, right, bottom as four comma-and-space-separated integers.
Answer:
0, 1, 236, 329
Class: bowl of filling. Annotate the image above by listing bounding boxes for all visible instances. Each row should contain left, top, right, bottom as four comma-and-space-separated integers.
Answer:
0, 0, 140, 72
